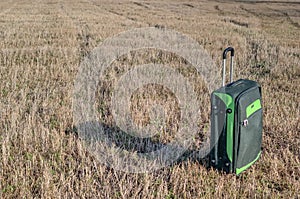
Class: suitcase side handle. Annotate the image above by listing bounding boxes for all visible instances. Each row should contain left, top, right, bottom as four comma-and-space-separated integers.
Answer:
222, 47, 235, 87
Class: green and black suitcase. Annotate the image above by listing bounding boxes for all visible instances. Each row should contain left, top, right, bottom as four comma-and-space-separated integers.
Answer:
210, 47, 263, 175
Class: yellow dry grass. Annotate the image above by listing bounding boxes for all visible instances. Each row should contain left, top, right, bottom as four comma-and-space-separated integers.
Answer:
0, 0, 299, 198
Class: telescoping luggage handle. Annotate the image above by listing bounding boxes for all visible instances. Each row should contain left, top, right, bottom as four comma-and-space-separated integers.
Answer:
222, 47, 235, 87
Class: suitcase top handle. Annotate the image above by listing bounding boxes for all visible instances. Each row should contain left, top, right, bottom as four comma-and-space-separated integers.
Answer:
222, 47, 235, 87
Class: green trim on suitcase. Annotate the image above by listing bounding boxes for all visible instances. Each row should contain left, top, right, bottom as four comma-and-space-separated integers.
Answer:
214, 93, 235, 162
236, 151, 261, 175
246, 99, 262, 118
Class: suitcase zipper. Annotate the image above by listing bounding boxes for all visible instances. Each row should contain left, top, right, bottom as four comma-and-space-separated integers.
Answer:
242, 119, 248, 127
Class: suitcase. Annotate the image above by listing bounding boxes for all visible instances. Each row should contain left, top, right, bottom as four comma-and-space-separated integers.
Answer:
209, 47, 263, 175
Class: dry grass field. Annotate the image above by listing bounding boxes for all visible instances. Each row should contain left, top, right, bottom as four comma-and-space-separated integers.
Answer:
0, 0, 299, 198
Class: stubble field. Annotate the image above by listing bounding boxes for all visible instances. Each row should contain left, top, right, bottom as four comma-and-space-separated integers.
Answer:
0, 0, 299, 198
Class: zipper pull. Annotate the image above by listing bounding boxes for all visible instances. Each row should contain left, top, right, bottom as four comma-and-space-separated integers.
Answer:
242, 119, 248, 127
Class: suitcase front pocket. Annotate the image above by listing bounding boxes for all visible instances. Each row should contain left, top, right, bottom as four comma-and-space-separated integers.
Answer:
236, 100, 262, 174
